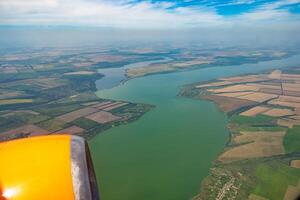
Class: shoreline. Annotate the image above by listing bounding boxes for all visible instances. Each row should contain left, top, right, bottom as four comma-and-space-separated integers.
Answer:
97, 53, 298, 91
91, 54, 300, 200
124, 53, 296, 80
180, 66, 300, 199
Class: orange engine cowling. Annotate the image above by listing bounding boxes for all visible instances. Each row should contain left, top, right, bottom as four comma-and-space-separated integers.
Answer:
0, 135, 99, 200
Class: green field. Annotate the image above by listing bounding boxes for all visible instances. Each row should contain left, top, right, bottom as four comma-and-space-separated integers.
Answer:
230, 114, 275, 125
283, 126, 300, 153
253, 162, 300, 200
0, 116, 24, 132
3, 112, 49, 124
237, 125, 287, 132
34, 103, 82, 117
0, 98, 33, 105
72, 117, 100, 130
37, 119, 67, 132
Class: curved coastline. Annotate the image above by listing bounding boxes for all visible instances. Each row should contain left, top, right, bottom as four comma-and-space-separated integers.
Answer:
90, 54, 300, 200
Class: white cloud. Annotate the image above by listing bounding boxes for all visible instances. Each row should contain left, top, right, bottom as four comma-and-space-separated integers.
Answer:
0, 0, 224, 28
262, 0, 300, 9
239, 9, 291, 21
235, 0, 300, 22
0, 0, 299, 28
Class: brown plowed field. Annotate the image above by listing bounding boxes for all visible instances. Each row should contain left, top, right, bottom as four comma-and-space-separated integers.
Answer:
196, 81, 233, 88
103, 102, 128, 111
207, 84, 259, 93
278, 95, 300, 103
56, 107, 99, 123
259, 88, 282, 95
201, 94, 256, 113
283, 181, 300, 200
215, 92, 253, 98
85, 111, 121, 124
269, 100, 300, 108
91, 101, 112, 108
218, 131, 286, 163
220, 75, 270, 83
54, 126, 84, 135
291, 160, 300, 168
0, 124, 50, 138
263, 108, 294, 117
95, 102, 120, 110
240, 106, 271, 116
277, 118, 300, 128
237, 92, 278, 103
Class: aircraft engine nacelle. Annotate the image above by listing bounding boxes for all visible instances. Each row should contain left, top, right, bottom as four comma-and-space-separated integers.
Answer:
0, 135, 100, 200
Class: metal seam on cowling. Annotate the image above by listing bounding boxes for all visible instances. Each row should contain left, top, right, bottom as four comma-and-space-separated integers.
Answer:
70, 136, 92, 200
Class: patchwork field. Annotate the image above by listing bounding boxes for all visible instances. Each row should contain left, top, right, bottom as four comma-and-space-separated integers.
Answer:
125, 50, 287, 78
181, 67, 300, 200
253, 163, 300, 200
219, 131, 286, 163
0, 47, 154, 141
194, 69, 300, 127
56, 107, 99, 123
0, 45, 297, 199
0, 98, 151, 141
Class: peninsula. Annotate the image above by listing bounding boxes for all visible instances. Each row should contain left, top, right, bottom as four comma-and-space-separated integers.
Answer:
181, 67, 300, 200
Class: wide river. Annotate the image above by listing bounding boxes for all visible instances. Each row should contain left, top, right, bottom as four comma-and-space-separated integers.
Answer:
90, 55, 300, 200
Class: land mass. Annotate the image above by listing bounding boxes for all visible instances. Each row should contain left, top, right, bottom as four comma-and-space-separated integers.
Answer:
2, 46, 293, 142
126, 50, 293, 78
2, 45, 300, 199
180, 67, 300, 200
0, 48, 154, 142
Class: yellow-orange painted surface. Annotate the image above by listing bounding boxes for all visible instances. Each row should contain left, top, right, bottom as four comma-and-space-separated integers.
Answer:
0, 135, 75, 200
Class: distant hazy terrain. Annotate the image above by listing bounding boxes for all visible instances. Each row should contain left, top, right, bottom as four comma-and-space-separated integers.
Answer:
0, 41, 297, 141
1, 27, 300, 200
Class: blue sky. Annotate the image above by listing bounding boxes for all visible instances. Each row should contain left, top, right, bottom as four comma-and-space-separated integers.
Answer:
138, 0, 300, 14
0, 0, 299, 28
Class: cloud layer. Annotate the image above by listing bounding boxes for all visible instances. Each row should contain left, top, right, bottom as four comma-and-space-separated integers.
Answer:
0, 0, 299, 28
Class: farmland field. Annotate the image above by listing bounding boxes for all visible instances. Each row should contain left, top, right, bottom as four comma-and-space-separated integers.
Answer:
1, 32, 300, 200
0, 99, 33, 105
253, 163, 300, 200
283, 126, 300, 153
181, 67, 300, 199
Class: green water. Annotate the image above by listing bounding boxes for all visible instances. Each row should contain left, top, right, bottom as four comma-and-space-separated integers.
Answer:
90, 55, 300, 200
